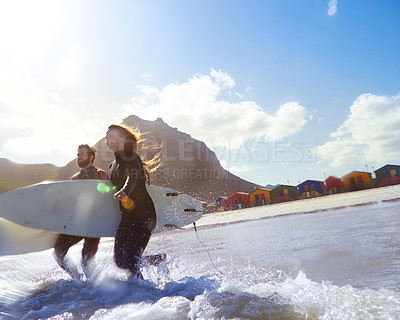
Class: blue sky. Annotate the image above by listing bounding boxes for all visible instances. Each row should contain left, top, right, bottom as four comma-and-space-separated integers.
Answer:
0, 0, 399, 186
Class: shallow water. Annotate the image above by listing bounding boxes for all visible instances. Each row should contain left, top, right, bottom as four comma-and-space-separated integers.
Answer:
0, 200, 399, 319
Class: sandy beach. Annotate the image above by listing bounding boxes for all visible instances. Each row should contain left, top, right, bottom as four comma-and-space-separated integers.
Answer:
194, 184, 400, 228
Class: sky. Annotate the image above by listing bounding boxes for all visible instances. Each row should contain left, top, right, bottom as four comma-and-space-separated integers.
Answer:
0, 0, 399, 187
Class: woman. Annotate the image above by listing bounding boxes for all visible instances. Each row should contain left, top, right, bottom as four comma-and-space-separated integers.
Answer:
105, 124, 160, 279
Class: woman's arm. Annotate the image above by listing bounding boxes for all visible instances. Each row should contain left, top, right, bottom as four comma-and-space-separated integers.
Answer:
113, 154, 141, 199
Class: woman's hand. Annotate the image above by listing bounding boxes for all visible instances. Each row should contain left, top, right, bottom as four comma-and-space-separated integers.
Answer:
114, 190, 135, 210
113, 190, 128, 201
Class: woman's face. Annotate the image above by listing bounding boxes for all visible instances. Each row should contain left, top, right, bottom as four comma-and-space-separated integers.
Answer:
106, 129, 125, 152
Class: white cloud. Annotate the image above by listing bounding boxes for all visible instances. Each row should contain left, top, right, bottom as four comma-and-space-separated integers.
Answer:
220, 161, 253, 174
0, 2, 96, 165
0, 57, 104, 166
56, 44, 87, 86
210, 68, 235, 88
328, 0, 337, 16
122, 70, 309, 150
317, 93, 400, 167
0, 0, 69, 69
141, 73, 153, 79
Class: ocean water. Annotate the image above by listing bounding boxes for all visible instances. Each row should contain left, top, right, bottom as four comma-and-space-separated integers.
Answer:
0, 200, 399, 319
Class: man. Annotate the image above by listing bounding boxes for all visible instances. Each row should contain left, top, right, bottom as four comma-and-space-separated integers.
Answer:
53, 144, 108, 279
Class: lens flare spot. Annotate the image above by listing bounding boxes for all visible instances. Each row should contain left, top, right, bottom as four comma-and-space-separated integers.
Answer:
97, 182, 111, 194
122, 197, 135, 210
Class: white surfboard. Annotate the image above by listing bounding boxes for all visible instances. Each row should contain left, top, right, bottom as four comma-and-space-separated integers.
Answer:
0, 180, 203, 238
0, 218, 59, 255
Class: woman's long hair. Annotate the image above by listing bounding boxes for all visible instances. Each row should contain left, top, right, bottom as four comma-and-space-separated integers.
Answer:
108, 124, 162, 180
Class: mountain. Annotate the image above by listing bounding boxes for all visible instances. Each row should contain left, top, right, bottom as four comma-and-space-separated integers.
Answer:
0, 158, 59, 194
2, 116, 261, 202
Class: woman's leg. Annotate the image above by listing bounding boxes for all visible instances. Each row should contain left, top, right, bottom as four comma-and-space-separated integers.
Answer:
114, 203, 156, 277
114, 224, 130, 269
124, 218, 154, 277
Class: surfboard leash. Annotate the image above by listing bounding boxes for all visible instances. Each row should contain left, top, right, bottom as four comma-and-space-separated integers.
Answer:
192, 222, 224, 276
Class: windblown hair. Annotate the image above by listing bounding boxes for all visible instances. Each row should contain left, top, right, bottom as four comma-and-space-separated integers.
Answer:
107, 124, 162, 179
78, 144, 97, 160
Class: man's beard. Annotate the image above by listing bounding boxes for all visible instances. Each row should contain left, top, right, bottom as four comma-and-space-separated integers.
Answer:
77, 158, 91, 168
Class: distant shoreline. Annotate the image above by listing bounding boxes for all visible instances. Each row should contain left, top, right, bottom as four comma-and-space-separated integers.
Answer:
193, 184, 400, 228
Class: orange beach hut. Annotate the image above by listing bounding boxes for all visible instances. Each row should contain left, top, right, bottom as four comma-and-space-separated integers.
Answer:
342, 171, 373, 192
249, 188, 271, 206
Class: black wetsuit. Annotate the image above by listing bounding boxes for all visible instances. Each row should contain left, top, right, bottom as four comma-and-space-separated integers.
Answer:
108, 151, 156, 275
53, 166, 108, 266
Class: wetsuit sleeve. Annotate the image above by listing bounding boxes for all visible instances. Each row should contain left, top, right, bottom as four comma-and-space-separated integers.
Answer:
120, 156, 141, 196
108, 162, 114, 178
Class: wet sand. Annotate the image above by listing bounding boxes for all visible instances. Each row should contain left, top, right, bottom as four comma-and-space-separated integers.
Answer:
194, 184, 400, 228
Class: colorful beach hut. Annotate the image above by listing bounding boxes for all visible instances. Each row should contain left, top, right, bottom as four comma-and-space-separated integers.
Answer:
342, 171, 373, 192
374, 164, 400, 187
215, 196, 227, 212
325, 176, 344, 194
271, 185, 298, 203
297, 180, 326, 199
249, 188, 271, 206
226, 192, 250, 210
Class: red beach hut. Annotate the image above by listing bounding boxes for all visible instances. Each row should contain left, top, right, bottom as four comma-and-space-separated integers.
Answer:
325, 176, 344, 194
226, 192, 250, 210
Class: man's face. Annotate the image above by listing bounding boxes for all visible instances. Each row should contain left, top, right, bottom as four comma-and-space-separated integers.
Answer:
77, 148, 93, 169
